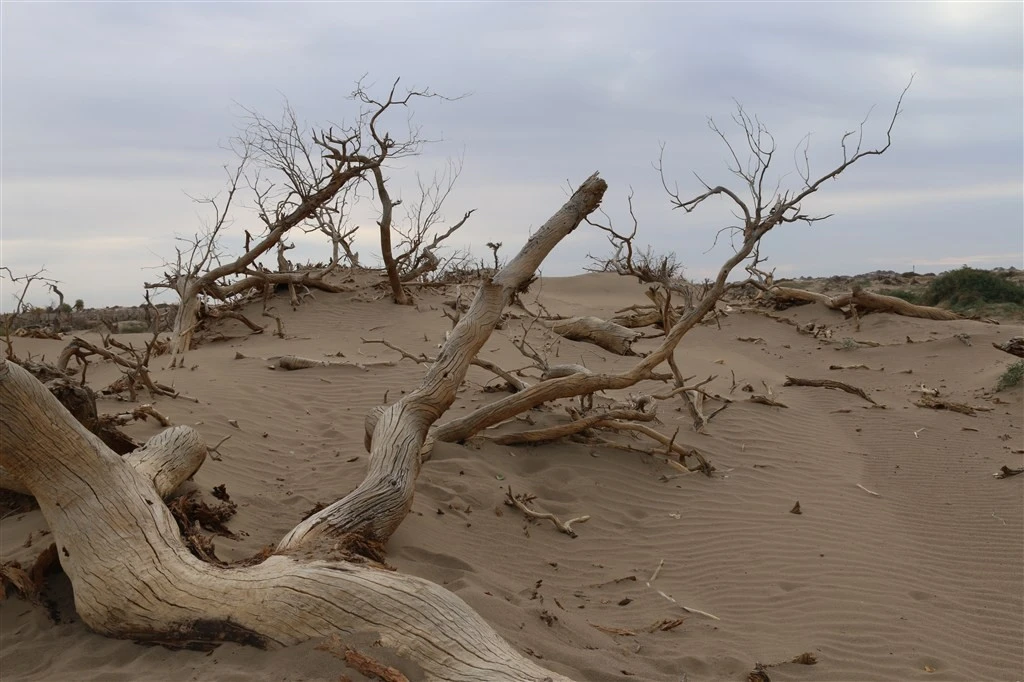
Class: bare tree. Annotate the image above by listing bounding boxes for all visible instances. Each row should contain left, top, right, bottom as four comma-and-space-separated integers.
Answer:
392, 157, 476, 284
0, 267, 61, 359
587, 190, 686, 291
146, 82, 449, 365
304, 183, 362, 268
429, 79, 914, 448
349, 80, 470, 303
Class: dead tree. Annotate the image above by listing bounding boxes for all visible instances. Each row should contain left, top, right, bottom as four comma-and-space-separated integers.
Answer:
393, 157, 476, 284
146, 83, 447, 365
587, 190, 689, 295
427, 80, 913, 449
305, 183, 362, 268
0, 267, 60, 360
351, 83, 470, 304
0, 174, 607, 681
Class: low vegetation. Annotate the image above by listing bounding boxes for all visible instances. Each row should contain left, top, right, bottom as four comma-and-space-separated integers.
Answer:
997, 360, 1024, 391
880, 267, 1024, 317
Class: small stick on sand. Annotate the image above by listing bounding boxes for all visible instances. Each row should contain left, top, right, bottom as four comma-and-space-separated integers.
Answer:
856, 483, 880, 497
207, 435, 231, 461
784, 376, 876, 404
749, 394, 788, 408
648, 558, 664, 584
504, 487, 590, 538
914, 396, 988, 416
645, 558, 719, 621
994, 465, 1024, 479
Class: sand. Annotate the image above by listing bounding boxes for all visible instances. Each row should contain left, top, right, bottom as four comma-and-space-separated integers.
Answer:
2, 272, 1022, 681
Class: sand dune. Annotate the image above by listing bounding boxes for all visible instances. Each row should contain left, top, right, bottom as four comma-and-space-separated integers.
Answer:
2, 272, 1022, 681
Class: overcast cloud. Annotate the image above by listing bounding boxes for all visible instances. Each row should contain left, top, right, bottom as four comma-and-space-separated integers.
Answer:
2, 1, 1021, 309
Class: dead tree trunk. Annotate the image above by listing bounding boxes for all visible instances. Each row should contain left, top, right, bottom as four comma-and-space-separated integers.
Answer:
371, 166, 410, 305
848, 285, 963, 321
766, 286, 851, 310
169, 283, 202, 363
993, 337, 1024, 358
1, 173, 607, 681
541, 316, 641, 355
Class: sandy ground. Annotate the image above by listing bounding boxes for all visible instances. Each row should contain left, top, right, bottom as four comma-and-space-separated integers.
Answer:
2, 272, 1022, 682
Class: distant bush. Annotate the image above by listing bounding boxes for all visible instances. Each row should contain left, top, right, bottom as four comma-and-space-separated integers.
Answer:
997, 360, 1024, 391
878, 288, 922, 304
117, 320, 151, 334
922, 267, 1024, 310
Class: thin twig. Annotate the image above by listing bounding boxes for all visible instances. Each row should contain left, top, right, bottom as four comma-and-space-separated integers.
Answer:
504, 487, 589, 538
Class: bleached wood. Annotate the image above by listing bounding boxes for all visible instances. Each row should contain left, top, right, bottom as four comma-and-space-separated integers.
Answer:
1, 172, 608, 681
541, 316, 640, 355
280, 173, 608, 552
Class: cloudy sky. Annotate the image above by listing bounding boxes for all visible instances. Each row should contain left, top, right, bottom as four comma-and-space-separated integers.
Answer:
2, 2, 1021, 309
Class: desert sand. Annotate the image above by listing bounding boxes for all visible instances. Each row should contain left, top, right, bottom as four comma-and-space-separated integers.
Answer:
2, 271, 1022, 682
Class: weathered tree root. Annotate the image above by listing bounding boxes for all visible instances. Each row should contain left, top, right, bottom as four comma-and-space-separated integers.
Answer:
914, 396, 991, 416
993, 337, 1024, 358
504, 487, 590, 539
540, 316, 641, 356
783, 376, 876, 405
0, 543, 60, 605
596, 419, 711, 474
994, 465, 1024, 479
316, 634, 411, 682
485, 407, 655, 445
749, 394, 789, 408
276, 355, 396, 372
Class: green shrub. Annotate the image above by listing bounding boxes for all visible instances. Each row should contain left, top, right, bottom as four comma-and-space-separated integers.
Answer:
878, 288, 921, 304
117, 320, 150, 334
923, 267, 1024, 310
997, 360, 1024, 391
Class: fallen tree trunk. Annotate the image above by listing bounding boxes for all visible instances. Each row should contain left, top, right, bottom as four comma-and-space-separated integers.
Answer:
767, 286, 851, 310
848, 286, 962, 321
610, 307, 662, 328
765, 283, 964, 321
1, 172, 609, 681
783, 376, 876, 405
993, 337, 1024, 358
541, 316, 641, 355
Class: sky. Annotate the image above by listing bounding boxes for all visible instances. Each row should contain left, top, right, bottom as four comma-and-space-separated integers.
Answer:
2, 1, 1022, 310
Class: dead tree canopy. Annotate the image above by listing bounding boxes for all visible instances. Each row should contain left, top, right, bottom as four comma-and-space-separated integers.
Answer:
145, 80, 468, 365
1, 173, 607, 682
430, 79, 914, 448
